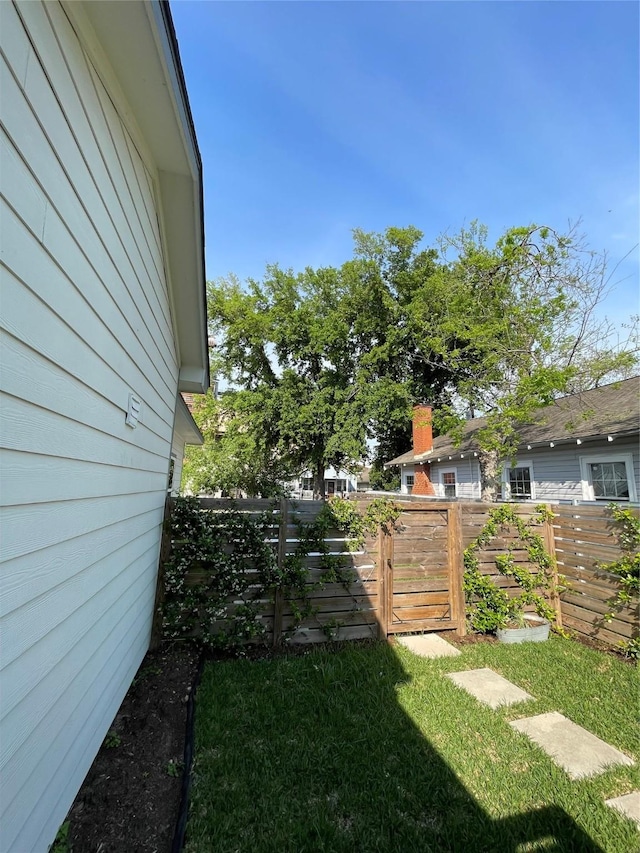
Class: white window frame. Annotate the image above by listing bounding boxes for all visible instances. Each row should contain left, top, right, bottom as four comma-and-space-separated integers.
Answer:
502, 459, 535, 501
579, 452, 637, 502
439, 467, 458, 499
403, 470, 415, 494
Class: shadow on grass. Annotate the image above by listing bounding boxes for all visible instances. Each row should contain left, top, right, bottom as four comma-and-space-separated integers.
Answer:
187, 641, 605, 853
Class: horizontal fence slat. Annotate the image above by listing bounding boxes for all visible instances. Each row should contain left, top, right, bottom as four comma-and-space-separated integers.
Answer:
387, 618, 457, 633
392, 579, 450, 593
286, 624, 379, 644
391, 605, 451, 621
392, 592, 450, 607
560, 604, 637, 642
282, 610, 379, 630
561, 591, 638, 624
392, 566, 449, 580
284, 595, 377, 615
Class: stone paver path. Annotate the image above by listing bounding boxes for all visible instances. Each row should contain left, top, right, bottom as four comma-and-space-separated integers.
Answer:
406, 638, 637, 825
397, 634, 461, 658
446, 667, 533, 708
510, 712, 635, 779
605, 791, 640, 829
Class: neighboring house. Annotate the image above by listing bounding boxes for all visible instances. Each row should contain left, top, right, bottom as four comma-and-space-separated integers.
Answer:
385, 378, 639, 503
0, 2, 208, 849
293, 466, 359, 499
356, 466, 372, 492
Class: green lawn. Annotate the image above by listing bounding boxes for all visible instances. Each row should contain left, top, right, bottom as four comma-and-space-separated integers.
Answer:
186, 636, 639, 853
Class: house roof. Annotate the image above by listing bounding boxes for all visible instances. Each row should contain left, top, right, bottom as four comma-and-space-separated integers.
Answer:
174, 394, 204, 446
78, 0, 209, 393
385, 377, 640, 467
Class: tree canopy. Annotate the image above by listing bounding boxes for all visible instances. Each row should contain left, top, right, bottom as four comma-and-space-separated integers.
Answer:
187, 222, 637, 501
411, 222, 638, 499
206, 234, 452, 496
181, 390, 293, 497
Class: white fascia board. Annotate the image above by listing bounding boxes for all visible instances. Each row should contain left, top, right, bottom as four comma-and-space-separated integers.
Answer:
174, 394, 204, 446
78, 0, 209, 393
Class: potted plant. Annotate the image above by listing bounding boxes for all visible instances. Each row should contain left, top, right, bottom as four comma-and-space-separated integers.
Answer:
495, 597, 551, 644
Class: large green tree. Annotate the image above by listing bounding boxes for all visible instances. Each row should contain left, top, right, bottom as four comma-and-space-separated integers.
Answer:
207, 230, 452, 497
199, 221, 636, 502
409, 222, 638, 500
181, 390, 293, 497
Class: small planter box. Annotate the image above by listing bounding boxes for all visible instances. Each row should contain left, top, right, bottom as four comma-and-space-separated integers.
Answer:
496, 615, 550, 644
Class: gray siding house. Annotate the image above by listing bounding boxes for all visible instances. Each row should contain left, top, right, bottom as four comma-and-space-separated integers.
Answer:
0, 2, 207, 848
385, 378, 639, 503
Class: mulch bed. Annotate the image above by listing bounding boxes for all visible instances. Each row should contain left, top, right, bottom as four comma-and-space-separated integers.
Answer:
67, 643, 199, 853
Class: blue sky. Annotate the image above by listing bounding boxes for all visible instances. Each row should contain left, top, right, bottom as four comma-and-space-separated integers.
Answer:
171, 0, 639, 324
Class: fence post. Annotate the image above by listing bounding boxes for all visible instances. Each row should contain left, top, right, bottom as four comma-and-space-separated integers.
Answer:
150, 495, 173, 650
447, 503, 467, 637
543, 505, 563, 629
376, 525, 386, 638
272, 496, 287, 646
385, 524, 394, 637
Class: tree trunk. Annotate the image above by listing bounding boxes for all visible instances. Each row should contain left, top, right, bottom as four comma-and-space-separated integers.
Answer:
479, 448, 501, 502
313, 459, 325, 500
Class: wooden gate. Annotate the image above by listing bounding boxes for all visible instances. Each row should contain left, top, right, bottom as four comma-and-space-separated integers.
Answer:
378, 502, 466, 636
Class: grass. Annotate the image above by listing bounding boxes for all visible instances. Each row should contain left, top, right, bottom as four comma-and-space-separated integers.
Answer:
186, 636, 639, 853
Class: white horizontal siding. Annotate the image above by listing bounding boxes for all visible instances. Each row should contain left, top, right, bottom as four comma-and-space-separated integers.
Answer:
527, 447, 584, 502
404, 459, 481, 499
0, 2, 179, 850
430, 439, 640, 503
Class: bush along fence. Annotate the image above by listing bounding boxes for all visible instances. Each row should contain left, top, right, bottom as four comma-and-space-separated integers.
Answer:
153, 497, 639, 655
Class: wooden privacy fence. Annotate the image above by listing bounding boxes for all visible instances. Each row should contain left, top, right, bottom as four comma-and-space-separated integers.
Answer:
155, 496, 639, 648
553, 504, 639, 647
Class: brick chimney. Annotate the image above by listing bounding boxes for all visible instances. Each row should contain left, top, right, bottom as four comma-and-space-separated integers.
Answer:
411, 404, 435, 496
412, 404, 433, 454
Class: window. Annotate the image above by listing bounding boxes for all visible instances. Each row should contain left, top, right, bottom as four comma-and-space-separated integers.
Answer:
502, 461, 534, 500
580, 453, 636, 502
441, 469, 457, 498
301, 477, 313, 491
405, 474, 415, 488
509, 467, 532, 498
336, 479, 347, 493
590, 462, 629, 499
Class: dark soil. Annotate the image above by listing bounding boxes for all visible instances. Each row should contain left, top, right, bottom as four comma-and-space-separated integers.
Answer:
67, 643, 199, 853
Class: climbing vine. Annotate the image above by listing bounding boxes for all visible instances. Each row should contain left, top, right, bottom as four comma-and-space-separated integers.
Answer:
162, 497, 280, 649
598, 504, 640, 659
463, 504, 560, 633
283, 497, 401, 640
161, 495, 401, 647
326, 496, 402, 551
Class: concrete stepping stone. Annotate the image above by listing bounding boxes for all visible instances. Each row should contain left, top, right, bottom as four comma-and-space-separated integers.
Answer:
605, 791, 640, 829
510, 712, 634, 779
397, 634, 461, 658
446, 667, 533, 708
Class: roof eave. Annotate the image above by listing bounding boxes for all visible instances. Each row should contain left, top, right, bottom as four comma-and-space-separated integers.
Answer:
174, 394, 204, 446
78, 0, 209, 394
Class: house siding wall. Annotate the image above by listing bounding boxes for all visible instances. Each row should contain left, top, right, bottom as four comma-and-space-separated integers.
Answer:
426, 437, 639, 503
294, 467, 359, 498
0, 2, 178, 849
402, 459, 481, 499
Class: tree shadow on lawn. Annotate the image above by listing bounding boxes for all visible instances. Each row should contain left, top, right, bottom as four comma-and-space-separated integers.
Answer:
187, 641, 605, 853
